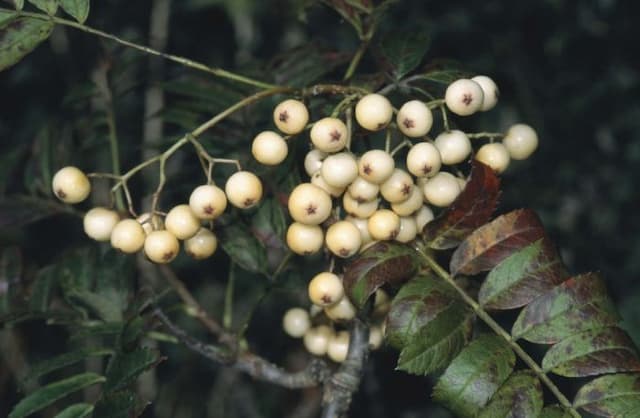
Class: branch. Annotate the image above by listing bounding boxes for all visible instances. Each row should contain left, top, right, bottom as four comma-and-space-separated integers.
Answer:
321, 317, 370, 418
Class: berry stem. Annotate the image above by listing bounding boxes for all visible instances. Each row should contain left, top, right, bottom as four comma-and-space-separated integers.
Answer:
105, 106, 125, 212
440, 104, 451, 131
467, 132, 505, 140
223, 262, 236, 330
390, 139, 413, 157
413, 244, 581, 418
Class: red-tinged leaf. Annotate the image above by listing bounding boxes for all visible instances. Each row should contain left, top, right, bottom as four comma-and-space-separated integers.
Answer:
478, 371, 543, 418
512, 273, 620, 344
542, 327, 640, 377
450, 209, 545, 277
574, 374, 640, 416
344, 241, 417, 309
424, 161, 501, 250
479, 238, 569, 310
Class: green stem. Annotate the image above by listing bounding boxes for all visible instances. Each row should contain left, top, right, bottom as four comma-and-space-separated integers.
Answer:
223, 263, 236, 330
105, 107, 125, 211
414, 245, 581, 418
343, 38, 370, 81
7, 9, 278, 90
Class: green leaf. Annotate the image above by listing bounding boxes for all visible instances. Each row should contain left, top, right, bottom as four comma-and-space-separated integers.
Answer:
93, 390, 138, 418
271, 43, 350, 87
433, 335, 515, 418
396, 301, 472, 375
9, 372, 105, 418
379, 30, 430, 79
66, 289, 123, 322
512, 273, 620, 344
0, 196, 71, 228
542, 327, 640, 377
0, 10, 17, 26
574, 374, 640, 416
385, 274, 457, 350
104, 348, 163, 392
29, 265, 57, 311
479, 238, 568, 310
420, 68, 472, 84
28, 0, 58, 14
539, 405, 573, 418
218, 221, 268, 274
53, 403, 94, 418
23, 347, 113, 383
57, 0, 90, 23
70, 322, 123, 342
344, 241, 418, 309
478, 371, 543, 418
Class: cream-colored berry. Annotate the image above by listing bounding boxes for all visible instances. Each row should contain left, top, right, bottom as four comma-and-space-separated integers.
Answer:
324, 296, 356, 321
303, 325, 333, 356
251, 131, 288, 165
347, 177, 379, 202
406, 142, 442, 177
396, 216, 418, 243
343, 193, 379, 218
373, 289, 391, 316
144, 230, 179, 264
165, 204, 200, 240
111, 219, 146, 253
391, 185, 423, 216
304, 149, 327, 176
369, 326, 384, 350
225, 171, 263, 209
457, 177, 467, 192
358, 150, 395, 184
414, 205, 435, 230
273, 99, 309, 135
475, 142, 510, 174
397, 100, 433, 137
189, 184, 227, 220
184, 228, 218, 259
434, 130, 472, 165
288, 183, 332, 225
308, 272, 344, 307
368, 209, 400, 241
445, 78, 484, 116
321, 152, 358, 188
503, 124, 539, 160
83, 207, 119, 242
286, 222, 324, 255
52, 166, 91, 204
311, 171, 345, 197
380, 169, 414, 203
471, 75, 499, 112
355, 93, 393, 131
423, 172, 461, 207
282, 307, 311, 338
327, 331, 350, 363
325, 221, 362, 258
345, 216, 373, 247
310, 117, 348, 153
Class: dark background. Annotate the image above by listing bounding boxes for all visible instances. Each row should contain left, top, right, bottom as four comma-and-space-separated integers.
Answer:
1, 0, 639, 416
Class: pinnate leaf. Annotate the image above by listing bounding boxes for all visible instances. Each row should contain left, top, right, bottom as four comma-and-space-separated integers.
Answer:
23, 347, 113, 383
542, 327, 640, 377
58, 0, 90, 23
478, 371, 543, 418
218, 221, 268, 274
93, 390, 139, 418
433, 335, 515, 417
344, 241, 417, 308
104, 347, 163, 392
450, 209, 545, 276
53, 403, 94, 418
574, 373, 640, 416
424, 161, 501, 250
0, 15, 53, 70
28, 0, 57, 14
379, 30, 430, 79
512, 273, 620, 344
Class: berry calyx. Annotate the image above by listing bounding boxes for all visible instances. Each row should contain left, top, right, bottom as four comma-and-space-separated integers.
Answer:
251, 131, 288, 165
358, 149, 395, 184
189, 184, 227, 220
445, 78, 484, 116
406, 142, 442, 178
144, 230, 179, 264
273, 99, 309, 135
288, 183, 332, 225
52, 166, 91, 204
83, 207, 120, 242
225, 171, 263, 209
355, 93, 393, 131
308, 272, 344, 307
380, 169, 414, 203
396, 100, 433, 138
310, 117, 348, 153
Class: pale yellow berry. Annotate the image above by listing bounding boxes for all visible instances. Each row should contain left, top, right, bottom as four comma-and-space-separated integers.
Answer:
189, 184, 227, 220
303, 325, 333, 356
347, 177, 379, 202
343, 193, 379, 218
288, 183, 332, 225
327, 331, 350, 363
184, 228, 218, 259
396, 216, 418, 243
225, 171, 263, 209
373, 289, 391, 316
308, 272, 344, 307
304, 149, 327, 176
83, 207, 119, 242
282, 307, 311, 338
475, 142, 510, 174
457, 177, 467, 192
321, 152, 358, 188
397, 100, 433, 137
273, 99, 309, 135
251, 131, 288, 165
286, 222, 324, 255
345, 216, 373, 247
355, 93, 393, 131
445, 79, 484, 116
380, 169, 414, 203
369, 326, 384, 350
391, 185, 423, 216
503, 124, 539, 160
311, 171, 345, 198
471, 75, 499, 111
423, 172, 461, 207
324, 296, 356, 321
434, 130, 472, 165
406, 142, 442, 177
358, 150, 395, 184
310, 117, 348, 153
144, 230, 179, 264
52, 166, 91, 204
111, 219, 146, 253
368, 209, 400, 241
414, 205, 435, 231
165, 204, 200, 240
325, 221, 362, 258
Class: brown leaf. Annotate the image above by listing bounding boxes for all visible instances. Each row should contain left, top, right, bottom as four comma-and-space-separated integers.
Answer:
424, 161, 501, 250
450, 209, 545, 276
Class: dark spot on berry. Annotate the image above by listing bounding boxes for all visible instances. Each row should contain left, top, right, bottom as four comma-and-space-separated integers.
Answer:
339, 248, 351, 257
363, 164, 372, 175
244, 198, 255, 207
376, 122, 386, 129
401, 183, 412, 196
330, 129, 342, 142
56, 189, 66, 198
321, 294, 333, 304
203, 205, 214, 215
389, 229, 399, 240
163, 251, 175, 261
279, 110, 289, 123
303, 250, 312, 255
403, 118, 415, 129
355, 196, 367, 204
462, 93, 473, 106
306, 204, 318, 215
421, 165, 432, 175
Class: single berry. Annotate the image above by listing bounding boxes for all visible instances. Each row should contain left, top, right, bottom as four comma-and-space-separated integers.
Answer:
325, 220, 362, 258
288, 183, 333, 225
321, 152, 358, 188
111, 219, 146, 253
273, 99, 309, 135
324, 296, 356, 321
282, 307, 311, 338
303, 325, 333, 356
251, 131, 288, 165
343, 193, 379, 218
347, 176, 379, 202
380, 169, 414, 203
368, 209, 401, 241
390, 183, 423, 216
406, 142, 442, 178
358, 149, 395, 184
144, 230, 179, 264
434, 130, 472, 165
327, 331, 350, 363
304, 149, 327, 176
422, 172, 461, 207
308, 272, 344, 307
286, 222, 324, 255
471, 75, 499, 111
414, 205, 435, 231
397, 100, 433, 137
355, 93, 393, 131
83, 207, 120, 242
189, 184, 227, 220
373, 289, 391, 317
395, 216, 418, 243
503, 124, 539, 160
225, 171, 263, 209
165, 204, 201, 240
311, 171, 345, 197
310, 117, 348, 153
345, 216, 373, 247
445, 78, 484, 116
369, 326, 383, 350
184, 227, 218, 259
475, 142, 511, 174
52, 166, 91, 204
